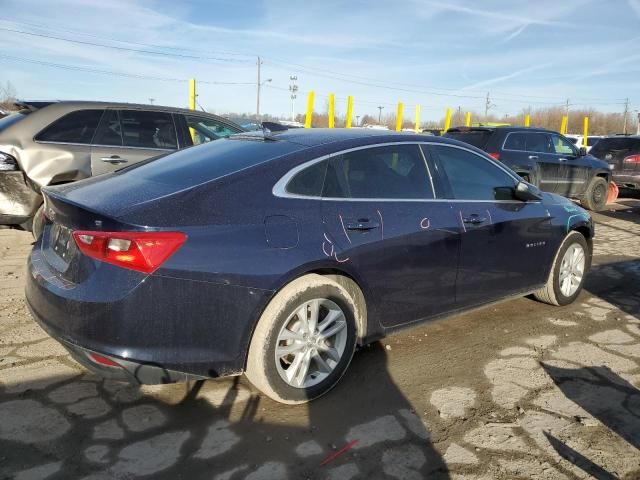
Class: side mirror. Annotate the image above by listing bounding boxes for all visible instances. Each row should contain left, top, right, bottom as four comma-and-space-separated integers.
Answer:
514, 181, 542, 201
578, 146, 587, 157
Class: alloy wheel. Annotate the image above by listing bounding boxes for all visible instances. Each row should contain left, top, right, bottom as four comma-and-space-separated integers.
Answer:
275, 298, 348, 388
559, 243, 585, 297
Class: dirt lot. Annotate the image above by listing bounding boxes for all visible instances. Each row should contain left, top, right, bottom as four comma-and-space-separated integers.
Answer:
1, 200, 639, 480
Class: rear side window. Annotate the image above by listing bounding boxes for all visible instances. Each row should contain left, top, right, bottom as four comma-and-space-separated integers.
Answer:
120, 110, 177, 149
35, 109, 103, 144
433, 145, 515, 200
286, 160, 328, 196
504, 132, 552, 153
445, 130, 493, 148
93, 110, 122, 146
184, 115, 241, 145
323, 144, 433, 199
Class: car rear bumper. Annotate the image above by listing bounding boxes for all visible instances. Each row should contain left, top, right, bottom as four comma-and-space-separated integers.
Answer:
0, 171, 42, 225
25, 244, 273, 383
613, 173, 640, 190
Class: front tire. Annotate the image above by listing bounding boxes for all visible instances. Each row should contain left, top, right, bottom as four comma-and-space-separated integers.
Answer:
245, 274, 358, 404
581, 177, 608, 211
533, 231, 590, 306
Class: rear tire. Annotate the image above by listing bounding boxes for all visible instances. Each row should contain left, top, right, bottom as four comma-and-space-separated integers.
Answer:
533, 231, 590, 306
245, 274, 358, 404
581, 177, 608, 211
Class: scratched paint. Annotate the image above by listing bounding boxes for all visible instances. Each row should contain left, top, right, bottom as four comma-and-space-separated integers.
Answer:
566, 213, 590, 233
338, 214, 352, 244
377, 210, 384, 239
458, 211, 467, 233
485, 209, 493, 225
420, 218, 431, 230
322, 232, 350, 263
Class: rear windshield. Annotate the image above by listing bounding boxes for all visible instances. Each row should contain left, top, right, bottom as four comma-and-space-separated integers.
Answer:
444, 130, 493, 148
590, 137, 640, 157
118, 137, 306, 188
0, 112, 28, 134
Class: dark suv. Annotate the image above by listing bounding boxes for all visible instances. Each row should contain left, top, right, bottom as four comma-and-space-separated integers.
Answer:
589, 135, 640, 192
444, 126, 611, 211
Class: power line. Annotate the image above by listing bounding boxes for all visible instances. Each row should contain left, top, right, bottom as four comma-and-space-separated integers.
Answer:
0, 26, 248, 63
0, 54, 256, 85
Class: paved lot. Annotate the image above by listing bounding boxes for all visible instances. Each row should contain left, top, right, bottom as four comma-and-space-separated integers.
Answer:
1, 200, 640, 479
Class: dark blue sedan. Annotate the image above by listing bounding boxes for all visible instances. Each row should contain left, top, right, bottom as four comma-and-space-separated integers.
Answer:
25, 129, 593, 404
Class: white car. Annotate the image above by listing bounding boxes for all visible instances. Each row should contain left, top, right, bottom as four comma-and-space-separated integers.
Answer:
565, 134, 602, 153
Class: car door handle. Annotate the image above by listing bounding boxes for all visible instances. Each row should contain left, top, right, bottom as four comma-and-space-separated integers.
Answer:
558, 158, 568, 162
463, 216, 487, 225
528, 155, 538, 160
346, 220, 380, 231
100, 156, 128, 164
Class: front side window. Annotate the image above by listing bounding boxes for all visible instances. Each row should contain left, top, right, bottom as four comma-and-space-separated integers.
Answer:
120, 110, 177, 149
323, 144, 433, 199
185, 115, 241, 145
551, 134, 577, 155
433, 145, 516, 201
35, 109, 103, 144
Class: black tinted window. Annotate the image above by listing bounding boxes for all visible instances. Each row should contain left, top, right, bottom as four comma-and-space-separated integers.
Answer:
504, 132, 527, 150
324, 145, 433, 199
120, 110, 177, 149
36, 109, 103, 144
434, 145, 515, 200
590, 137, 640, 158
286, 160, 328, 196
445, 130, 492, 148
93, 110, 122, 146
526, 133, 552, 153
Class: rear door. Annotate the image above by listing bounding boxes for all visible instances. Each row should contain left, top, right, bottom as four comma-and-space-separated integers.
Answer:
320, 143, 459, 327
427, 144, 551, 308
550, 133, 588, 197
90, 109, 178, 176
524, 132, 559, 193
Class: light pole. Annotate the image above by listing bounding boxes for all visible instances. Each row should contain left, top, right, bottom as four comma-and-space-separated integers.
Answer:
377, 106, 384, 124
256, 57, 271, 120
289, 75, 298, 121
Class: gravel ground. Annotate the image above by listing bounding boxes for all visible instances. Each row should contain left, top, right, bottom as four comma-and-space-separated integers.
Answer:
1, 199, 639, 480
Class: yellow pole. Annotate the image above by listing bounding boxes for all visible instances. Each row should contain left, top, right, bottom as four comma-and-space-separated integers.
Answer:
345, 95, 354, 128
443, 107, 452, 133
560, 116, 567, 135
395, 102, 404, 132
464, 111, 471, 127
304, 91, 315, 129
328, 93, 335, 128
583, 117, 589, 147
524, 114, 530, 127
189, 79, 196, 110
188, 79, 196, 142
414, 104, 421, 133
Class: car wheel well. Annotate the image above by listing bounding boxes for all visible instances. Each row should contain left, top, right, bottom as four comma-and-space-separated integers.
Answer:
309, 269, 368, 345
570, 226, 593, 252
595, 172, 609, 180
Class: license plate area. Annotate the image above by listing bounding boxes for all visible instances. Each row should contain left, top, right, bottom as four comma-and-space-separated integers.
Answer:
51, 224, 75, 262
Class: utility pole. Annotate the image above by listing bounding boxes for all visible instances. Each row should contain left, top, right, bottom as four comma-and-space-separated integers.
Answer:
148, 98, 154, 105
565, 98, 570, 133
377, 106, 384, 124
356, 115, 360, 126
289, 75, 298, 121
484, 92, 495, 121
622, 98, 629, 134
637, 111, 640, 135
256, 56, 262, 120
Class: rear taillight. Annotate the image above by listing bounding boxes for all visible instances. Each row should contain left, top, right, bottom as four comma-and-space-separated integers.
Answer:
72, 230, 186, 273
488, 152, 501, 160
623, 154, 640, 164
0, 152, 18, 171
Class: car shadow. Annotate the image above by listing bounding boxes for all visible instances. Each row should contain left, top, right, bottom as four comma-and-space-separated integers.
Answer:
0, 342, 449, 479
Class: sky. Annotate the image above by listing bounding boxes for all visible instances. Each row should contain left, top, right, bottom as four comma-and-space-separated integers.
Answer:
1, 0, 639, 122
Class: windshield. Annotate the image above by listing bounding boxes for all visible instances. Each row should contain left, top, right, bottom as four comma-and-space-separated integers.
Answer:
444, 130, 493, 148
0, 112, 28, 134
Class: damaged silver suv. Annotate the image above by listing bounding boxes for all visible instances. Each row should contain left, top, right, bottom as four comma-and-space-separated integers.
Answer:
0, 101, 243, 233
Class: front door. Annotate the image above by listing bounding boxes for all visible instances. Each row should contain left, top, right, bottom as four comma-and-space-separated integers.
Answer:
320, 144, 459, 328
550, 134, 589, 197
90, 109, 177, 176
428, 144, 552, 308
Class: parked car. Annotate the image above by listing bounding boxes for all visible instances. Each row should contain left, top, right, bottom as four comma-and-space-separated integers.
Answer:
26, 129, 593, 404
444, 126, 611, 211
589, 135, 640, 191
565, 134, 603, 153
0, 101, 244, 234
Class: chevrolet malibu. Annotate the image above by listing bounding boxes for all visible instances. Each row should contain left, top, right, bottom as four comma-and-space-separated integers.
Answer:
26, 129, 593, 404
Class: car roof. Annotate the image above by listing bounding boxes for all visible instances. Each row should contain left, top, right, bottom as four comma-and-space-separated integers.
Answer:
17, 100, 235, 118
257, 127, 463, 147
446, 125, 553, 134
